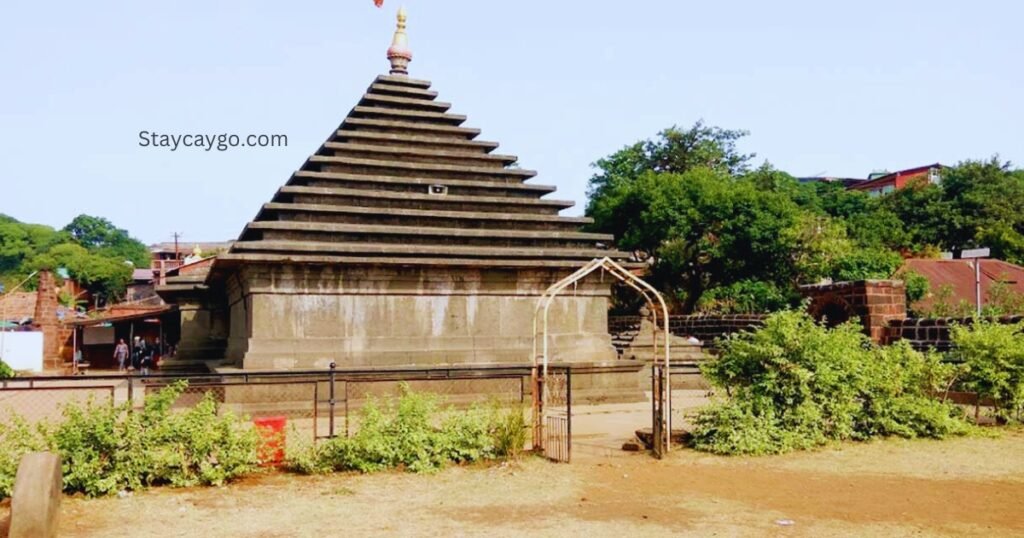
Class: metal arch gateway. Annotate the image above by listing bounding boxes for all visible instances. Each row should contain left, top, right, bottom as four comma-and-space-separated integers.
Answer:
531, 257, 672, 460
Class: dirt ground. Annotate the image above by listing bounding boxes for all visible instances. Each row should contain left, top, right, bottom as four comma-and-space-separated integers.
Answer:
3, 428, 1023, 537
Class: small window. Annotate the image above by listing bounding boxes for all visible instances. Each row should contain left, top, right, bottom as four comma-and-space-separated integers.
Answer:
928, 168, 941, 184
881, 185, 895, 195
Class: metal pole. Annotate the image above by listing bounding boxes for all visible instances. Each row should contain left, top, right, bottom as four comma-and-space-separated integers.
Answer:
532, 366, 543, 451
313, 383, 319, 443
975, 259, 982, 317
344, 380, 351, 438
566, 367, 572, 463
651, 364, 656, 442
328, 362, 336, 438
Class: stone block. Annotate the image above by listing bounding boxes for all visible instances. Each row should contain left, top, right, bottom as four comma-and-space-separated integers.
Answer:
9, 452, 63, 538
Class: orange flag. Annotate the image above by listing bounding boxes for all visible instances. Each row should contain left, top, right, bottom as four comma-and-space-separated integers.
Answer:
374, 0, 383, 6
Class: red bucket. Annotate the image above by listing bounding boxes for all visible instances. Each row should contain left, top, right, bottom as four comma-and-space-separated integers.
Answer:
253, 415, 287, 466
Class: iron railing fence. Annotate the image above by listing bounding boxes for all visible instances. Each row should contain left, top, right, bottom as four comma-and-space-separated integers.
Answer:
0, 364, 573, 447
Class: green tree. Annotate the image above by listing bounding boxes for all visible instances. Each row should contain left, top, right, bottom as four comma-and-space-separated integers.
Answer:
595, 167, 807, 312
0, 215, 145, 301
0, 220, 68, 288
64, 214, 150, 267
585, 124, 1024, 314
880, 181, 950, 253
586, 121, 754, 243
874, 158, 1024, 261
829, 248, 904, 282
942, 159, 1024, 262
30, 243, 132, 301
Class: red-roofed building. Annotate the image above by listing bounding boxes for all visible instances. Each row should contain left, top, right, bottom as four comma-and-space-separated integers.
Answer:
849, 163, 944, 197
900, 258, 1024, 314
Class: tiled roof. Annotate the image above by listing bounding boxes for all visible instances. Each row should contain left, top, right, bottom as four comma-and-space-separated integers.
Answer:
65, 304, 176, 327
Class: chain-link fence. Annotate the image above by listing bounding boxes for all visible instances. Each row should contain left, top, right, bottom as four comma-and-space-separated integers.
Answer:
0, 380, 117, 424
0, 366, 545, 447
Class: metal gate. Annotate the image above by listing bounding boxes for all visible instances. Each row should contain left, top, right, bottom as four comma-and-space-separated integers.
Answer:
532, 257, 672, 461
534, 367, 572, 462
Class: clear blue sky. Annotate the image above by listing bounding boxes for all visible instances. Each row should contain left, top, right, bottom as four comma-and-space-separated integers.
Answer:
2, 1, 1021, 244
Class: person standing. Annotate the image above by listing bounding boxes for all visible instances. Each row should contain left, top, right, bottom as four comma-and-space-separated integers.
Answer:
131, 336, 143, 371
152, 337, 162, 369
140, 338, 153, 376
113, 338, 130, 372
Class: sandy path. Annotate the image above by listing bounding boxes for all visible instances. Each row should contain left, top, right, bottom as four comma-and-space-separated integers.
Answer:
3, 429, 1021, 537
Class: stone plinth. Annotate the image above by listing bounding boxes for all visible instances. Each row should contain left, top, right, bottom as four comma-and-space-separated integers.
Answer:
222, 264, 617, 369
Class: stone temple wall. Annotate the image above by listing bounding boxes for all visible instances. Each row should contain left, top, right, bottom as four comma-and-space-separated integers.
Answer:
223, 264, 617, 370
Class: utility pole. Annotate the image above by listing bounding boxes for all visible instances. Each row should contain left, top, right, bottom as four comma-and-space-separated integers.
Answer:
172, 232, 183, 262
961, 248, 990, 317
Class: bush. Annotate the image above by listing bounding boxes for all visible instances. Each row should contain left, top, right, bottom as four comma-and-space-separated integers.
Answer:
690, 310, 968, 455
831, 247, 903, 282
952, 320, 1024, 422
0, 381, 259, 498
901, 269, 930, 312
0, 359, 13, 379
287, 384, 528, 475
489, 404, 529, 459
0, 416, 51, 498
697, 280, 794, 314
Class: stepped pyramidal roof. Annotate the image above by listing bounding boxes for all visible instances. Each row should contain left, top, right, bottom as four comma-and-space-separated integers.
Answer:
216, 8, 625, 270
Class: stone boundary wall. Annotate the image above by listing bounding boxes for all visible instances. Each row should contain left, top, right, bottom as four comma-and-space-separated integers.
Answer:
608, 314, 767, 352
887, 315, 1024, 351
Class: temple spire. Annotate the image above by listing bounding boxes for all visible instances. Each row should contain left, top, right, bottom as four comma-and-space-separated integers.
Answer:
386, 6, 412, 75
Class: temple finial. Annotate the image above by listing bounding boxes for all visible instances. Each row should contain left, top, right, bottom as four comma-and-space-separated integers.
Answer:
387, 6, 412, 75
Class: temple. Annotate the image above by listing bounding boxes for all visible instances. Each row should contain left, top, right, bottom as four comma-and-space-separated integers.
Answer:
159, 9, 632, 381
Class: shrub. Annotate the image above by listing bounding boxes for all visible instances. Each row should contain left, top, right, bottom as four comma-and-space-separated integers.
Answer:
489, 403, 529, 459
0, 381, 259, 498
0, 359, 13, 379
952, 320, 1024, 422
690, 310, 968, 455
287, 384, 528, 474
927, 284, 976, 318
831, 247, 903, 282
139, 386, 259, 487
983, 280, 1024, 316
697, 280, 793, 314
0, 415, 51, 498
901, 269, 930, 312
